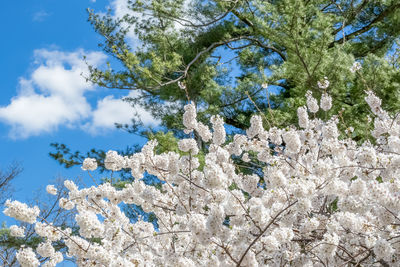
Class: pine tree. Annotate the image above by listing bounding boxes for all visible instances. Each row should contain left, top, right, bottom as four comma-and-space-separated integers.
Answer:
52, 0, 400, 167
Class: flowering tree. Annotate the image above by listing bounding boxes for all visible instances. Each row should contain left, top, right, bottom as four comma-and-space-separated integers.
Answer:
4, 72, 400, 266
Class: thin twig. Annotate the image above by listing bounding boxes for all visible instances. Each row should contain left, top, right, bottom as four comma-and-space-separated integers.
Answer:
245, 90, 271, 128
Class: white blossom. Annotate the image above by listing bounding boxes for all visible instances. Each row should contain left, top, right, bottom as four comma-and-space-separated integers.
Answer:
317, 76, 330, 89
4, 89, 400, 266
350, 61, 362, 73
36, 240, 56, 258
242, 153, 250, 162
197, 122, 212, 142
282, 130, 301, 154
210, 115, 225, 145
297, 106, 309, 128
365, 90, 382, 115
59, 197, 74, 210
178, 138, 199, 155
320, 93, 332, 111
306, 90, 319, 113
3, 200, 39, 224
374, 239, 394, 261
82, 158, 98, 171
76, 210, 105, 238
35, 222, 63, 241
64, 180, 78, 192
9, 225, 25, 237
178, 81, 186, 90
246, 115, 263, 138
183, 102, 197, 133
104, 150, 124, 171
46, 185, 57, 195
16, 247, 39, 267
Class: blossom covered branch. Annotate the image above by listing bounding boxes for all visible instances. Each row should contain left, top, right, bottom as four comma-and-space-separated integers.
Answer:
4, 78, 400, 266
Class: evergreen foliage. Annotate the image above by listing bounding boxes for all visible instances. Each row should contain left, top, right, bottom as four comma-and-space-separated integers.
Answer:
51, 0, 400, 168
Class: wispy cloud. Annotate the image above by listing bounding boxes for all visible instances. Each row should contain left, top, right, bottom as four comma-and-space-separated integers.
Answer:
83, 91, 159, 134
0, 49, 158, 139
109, 0, 195, 48
0, 49, 104, 138
33, 10, 50, 22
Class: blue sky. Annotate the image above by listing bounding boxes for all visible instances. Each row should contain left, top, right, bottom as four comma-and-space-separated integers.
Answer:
0, 0, 283, 230
0, 0, 274, 229
0, 0, 156, 226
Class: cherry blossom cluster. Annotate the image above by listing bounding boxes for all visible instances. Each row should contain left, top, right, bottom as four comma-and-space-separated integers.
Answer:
350, 62, 362, 73
4, 86, 400, 266
317, 76, 330, 89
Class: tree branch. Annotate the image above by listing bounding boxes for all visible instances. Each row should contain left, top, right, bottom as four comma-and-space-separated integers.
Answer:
329, 3, 400, 48
236, 200, 297, 266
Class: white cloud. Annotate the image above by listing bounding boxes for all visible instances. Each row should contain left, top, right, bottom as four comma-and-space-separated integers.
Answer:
0, 49, 159, 139
109, 0, 194, 48
0, 49, 104, 138
112, 0, 133, 19
33, 10, 50, 22
109, 0, 144, 48
83, 91, 159, 134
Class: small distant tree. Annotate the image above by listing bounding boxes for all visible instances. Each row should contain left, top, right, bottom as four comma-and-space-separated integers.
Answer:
0, 164, 21, 204
0, 178, 79, 266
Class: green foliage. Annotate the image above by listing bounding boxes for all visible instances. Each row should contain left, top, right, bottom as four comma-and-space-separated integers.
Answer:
0, 228, 43, 250
148, 131, 180, 154
50, 0, 400, 215
82, 0, 400, 138
49, 143, 139, 176
328, 197, 339, 213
